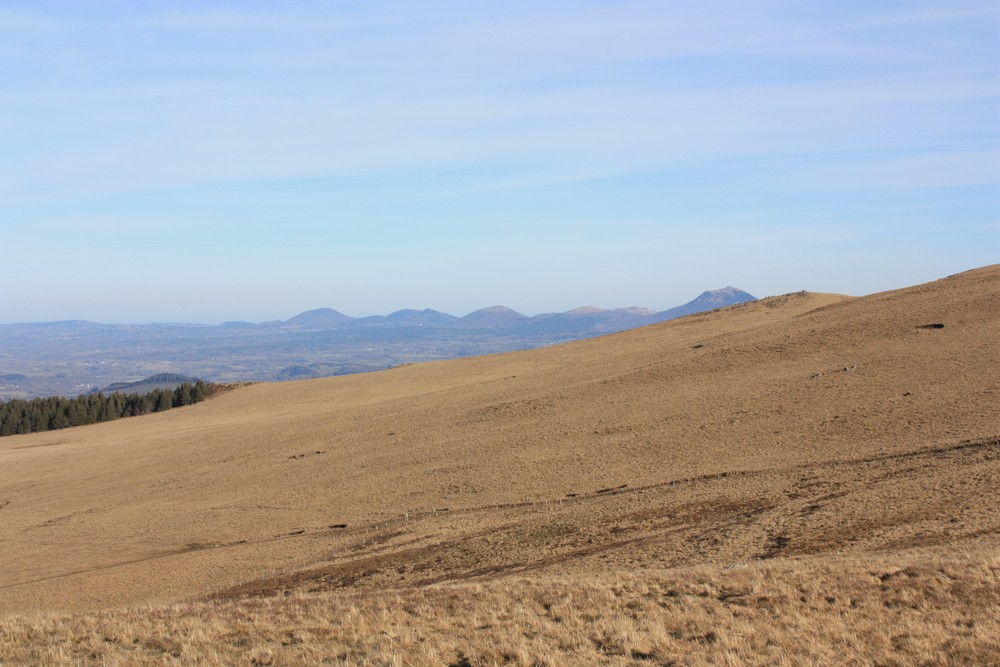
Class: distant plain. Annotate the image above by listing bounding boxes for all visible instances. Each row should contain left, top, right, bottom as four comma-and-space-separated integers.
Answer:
0, 288, 753, 400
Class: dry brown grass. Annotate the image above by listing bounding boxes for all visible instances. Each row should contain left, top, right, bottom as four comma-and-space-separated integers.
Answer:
2, 544, 996, 666
1, 265, 998, 663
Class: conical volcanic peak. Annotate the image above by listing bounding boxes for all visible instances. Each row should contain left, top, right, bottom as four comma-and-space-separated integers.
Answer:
654, 286, 757, 322
285, 308, 354, 327
460, 306, 528, 327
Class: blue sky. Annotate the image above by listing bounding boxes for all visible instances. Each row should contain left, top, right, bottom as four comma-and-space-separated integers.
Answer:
1, 1, 998, 323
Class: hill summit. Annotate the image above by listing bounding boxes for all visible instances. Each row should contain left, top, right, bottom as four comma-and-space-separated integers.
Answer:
654, 286, 757, 321
284, 308, 353, 327
460, 306, 528, 327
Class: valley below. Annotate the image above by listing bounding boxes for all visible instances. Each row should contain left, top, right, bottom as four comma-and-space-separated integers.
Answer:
0, 288, 754, 400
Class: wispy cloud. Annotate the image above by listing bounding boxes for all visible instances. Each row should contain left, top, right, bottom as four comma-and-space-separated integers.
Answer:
1, 1, 997, 321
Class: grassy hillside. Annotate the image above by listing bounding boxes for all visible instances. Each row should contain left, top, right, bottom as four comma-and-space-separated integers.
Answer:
1, 265, 997, 664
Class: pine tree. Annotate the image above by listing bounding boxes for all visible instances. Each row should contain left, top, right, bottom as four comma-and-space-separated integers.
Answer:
153, 389, 173, 412
173, 383, 193, 407
192, 380, 208, 402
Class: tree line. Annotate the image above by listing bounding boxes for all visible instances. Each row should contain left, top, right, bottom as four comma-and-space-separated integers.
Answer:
0, 381, 210, 437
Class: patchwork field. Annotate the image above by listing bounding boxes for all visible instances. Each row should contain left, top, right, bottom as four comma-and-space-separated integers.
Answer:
1, 265, 997, 665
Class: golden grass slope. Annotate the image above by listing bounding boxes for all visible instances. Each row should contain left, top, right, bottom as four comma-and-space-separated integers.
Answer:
2, 545, 997, 666
0, 265, 998, 664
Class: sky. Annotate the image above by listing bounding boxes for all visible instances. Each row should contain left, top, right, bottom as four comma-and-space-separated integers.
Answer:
1, 1, 998, 324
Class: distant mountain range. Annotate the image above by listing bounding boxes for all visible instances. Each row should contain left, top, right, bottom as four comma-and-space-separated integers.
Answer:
0, 287, 755, 399
271, 286, 757, 333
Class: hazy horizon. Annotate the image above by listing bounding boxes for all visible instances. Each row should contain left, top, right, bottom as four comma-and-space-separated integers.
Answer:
1, 286, 756, 326
2, 1, 997, 324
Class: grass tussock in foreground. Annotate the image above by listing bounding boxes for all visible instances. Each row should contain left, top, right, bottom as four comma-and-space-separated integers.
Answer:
3, 545, 996, 666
